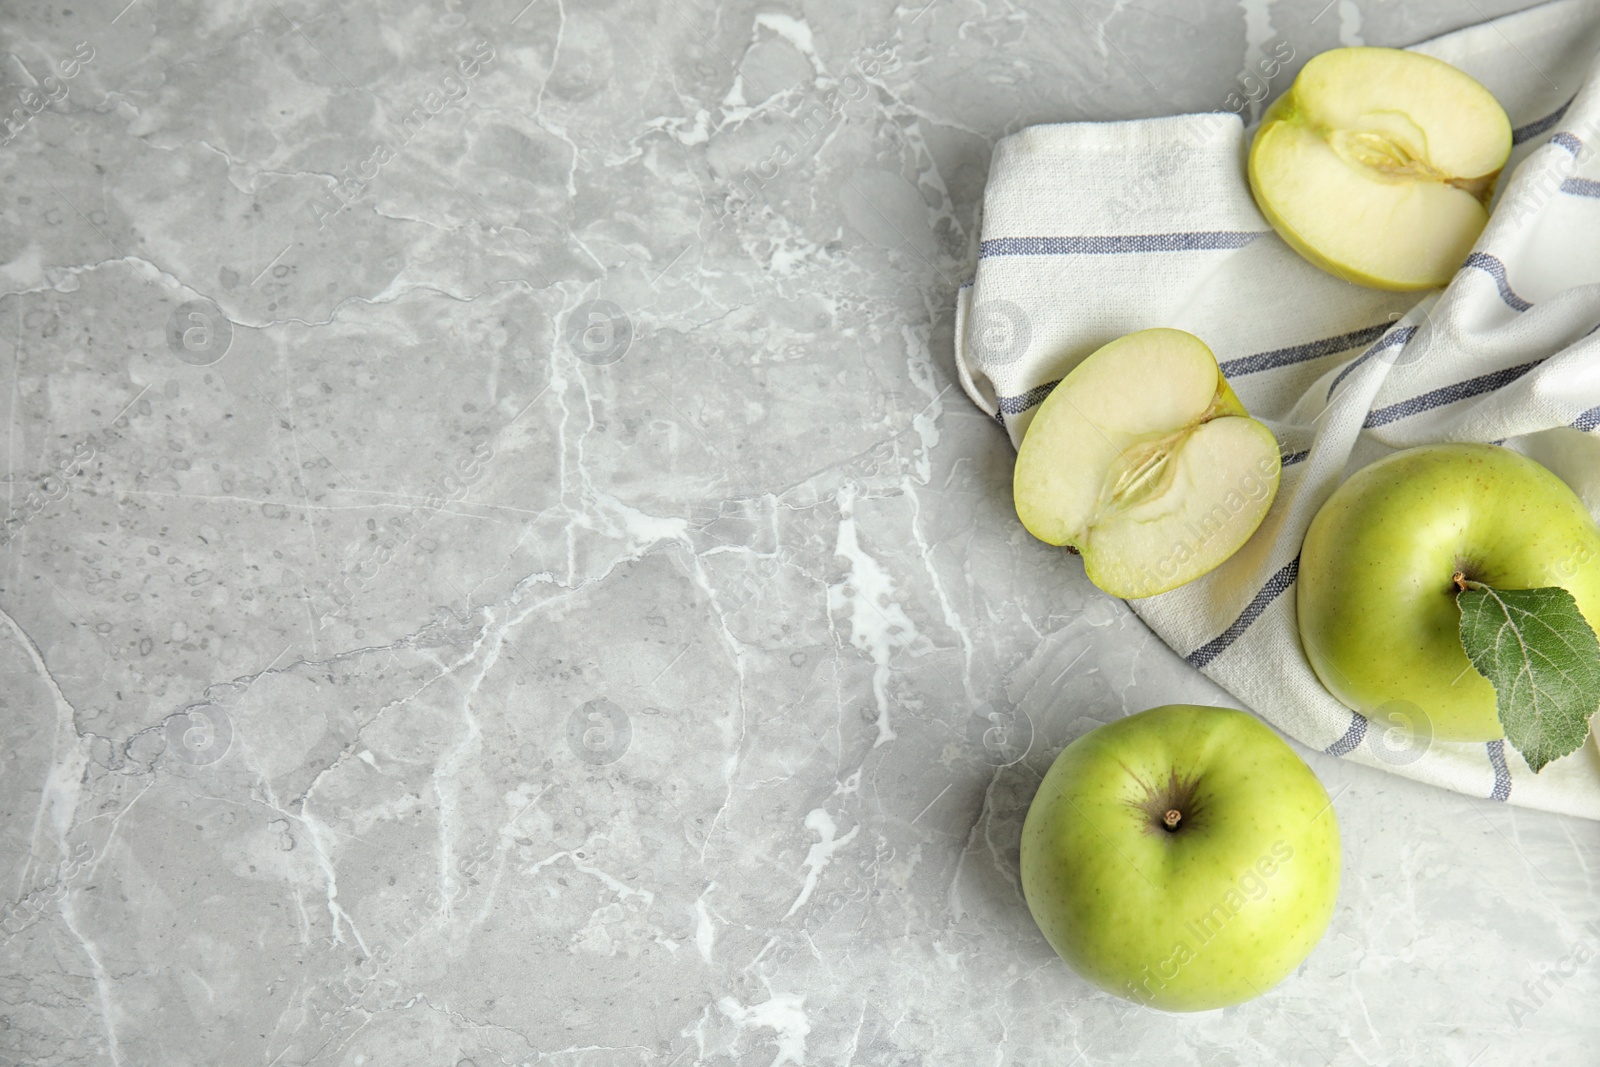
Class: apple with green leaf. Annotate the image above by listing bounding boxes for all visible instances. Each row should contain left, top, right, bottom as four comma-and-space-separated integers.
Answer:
1249, 46, 1512, 291
1020, 705, 1341, 1012
1012, 328, 1281, 599
1298, 443, 1600, 769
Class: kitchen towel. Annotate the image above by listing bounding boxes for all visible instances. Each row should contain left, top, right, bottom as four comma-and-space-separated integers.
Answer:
955, 0, 1600, 819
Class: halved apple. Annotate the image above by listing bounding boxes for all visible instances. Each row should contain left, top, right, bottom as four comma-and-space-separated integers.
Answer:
1013, 328, 1281, 599
1248, 46, 1511, 291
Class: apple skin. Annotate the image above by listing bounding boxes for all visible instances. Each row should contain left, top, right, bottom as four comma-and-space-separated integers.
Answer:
1019, 705, 1341, 1012
1298, 443, 1600, 742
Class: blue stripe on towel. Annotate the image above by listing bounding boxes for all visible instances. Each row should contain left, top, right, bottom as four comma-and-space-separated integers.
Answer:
1363, 360, 1542, 428
1512, 98, 1574, 144
979, 231, 1265, 258
1219, 323, 1392, 377
1561, 176, 1600, 198
997, 380, 1060, 416
1325, 713, 1368, 756
1575, 406, 1600, 431
1325, 326, 1418, 400
1185, 556, 1300, 670
1551, 131, 1585, 156
1462, 253, 1532, 311
1487, 740, 1513, 801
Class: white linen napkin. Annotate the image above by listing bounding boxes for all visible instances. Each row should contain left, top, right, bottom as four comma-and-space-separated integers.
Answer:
955, 0, 1600, 819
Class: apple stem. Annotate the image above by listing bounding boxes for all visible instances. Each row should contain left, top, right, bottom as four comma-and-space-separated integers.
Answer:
1453, 571, 1480, 593
1162, 808, 1181, 831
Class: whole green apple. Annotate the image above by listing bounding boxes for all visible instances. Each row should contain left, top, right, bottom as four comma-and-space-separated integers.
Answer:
1298, 443, 1600, 742
1019, 705, 1341, 1012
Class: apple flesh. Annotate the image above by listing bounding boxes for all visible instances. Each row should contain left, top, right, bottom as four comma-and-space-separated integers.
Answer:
1249, 46, 1511, 291
1298, 443, 1600, 742
1020, 704, 1341, 1012
1013, 328, 1281, 599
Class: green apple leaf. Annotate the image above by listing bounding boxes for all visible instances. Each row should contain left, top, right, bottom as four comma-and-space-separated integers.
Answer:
1457, 582, 1600, 773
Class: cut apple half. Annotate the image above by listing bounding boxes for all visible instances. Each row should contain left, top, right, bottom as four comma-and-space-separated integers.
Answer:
1013, 328, 1281, 599
1248, 46, 1512, 291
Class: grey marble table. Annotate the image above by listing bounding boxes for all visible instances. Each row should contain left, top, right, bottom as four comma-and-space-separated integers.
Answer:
1, 1, 1596, 1064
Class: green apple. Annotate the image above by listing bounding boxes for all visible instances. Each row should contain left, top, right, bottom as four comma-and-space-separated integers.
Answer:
1248, 46, 1511, 291
1012, 328, 1281, 599
1298, 443, 1600, 741
1020, 705, 1341, 1012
